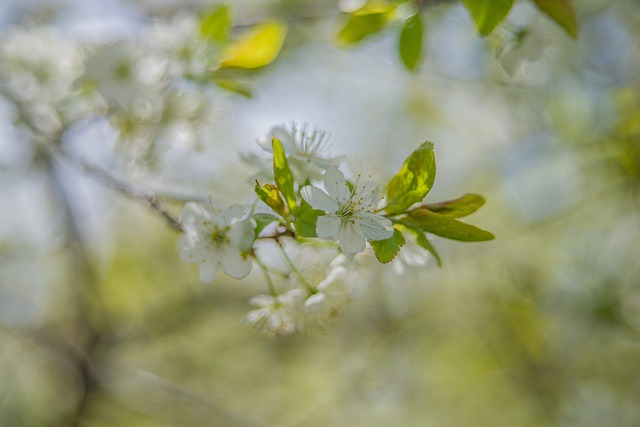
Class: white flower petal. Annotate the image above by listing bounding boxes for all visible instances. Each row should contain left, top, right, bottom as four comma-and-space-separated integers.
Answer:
353, 181, 381, 211
358, 212, 393, 241
339, 221, 366, 259
228, 219, 256, 252
199, 259, 219, 283
220, 245, 253, 279
215, 204, 246, 227
317, 215, 342, 240
177, 233, 205, 261
301, 186, 339, 212
304, 293, 326, 313
323, 167, 350, 203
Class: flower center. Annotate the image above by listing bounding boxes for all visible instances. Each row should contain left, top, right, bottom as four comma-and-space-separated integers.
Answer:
210, 226, 228, 245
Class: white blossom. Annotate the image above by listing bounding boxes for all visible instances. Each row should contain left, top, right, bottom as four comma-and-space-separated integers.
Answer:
299, 265, 351, 333
301, 167, 393, 259
392, 233, 431, 275
178, 203, 255, 282
244, 290, 305, 339
253, 123, 341, 183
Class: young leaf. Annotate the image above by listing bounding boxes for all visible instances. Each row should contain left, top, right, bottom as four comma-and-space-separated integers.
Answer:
212, 78, 252, 98
402, 208, 494, 242
293, 201, 322, 238
413, 230, 442, 267
252, 213, 280, 238
255, 181, 286, 217
532, 0, 578, 38
423, 193, 486, 218
220, 22, 287, 69
385, 142, 436, 215
337, 5, 395, 46
462, 0, 514, 36
272, 138, 296, 212
370, 228, 406, 264
399, 13, 423, 71
200, 5, 231, 43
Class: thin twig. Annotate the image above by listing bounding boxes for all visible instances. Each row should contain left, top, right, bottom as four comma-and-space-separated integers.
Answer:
46, 143, 184, 232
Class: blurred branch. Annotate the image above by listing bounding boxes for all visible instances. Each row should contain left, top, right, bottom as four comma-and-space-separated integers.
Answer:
45, 142, 184, 232
100, 365, 282, 427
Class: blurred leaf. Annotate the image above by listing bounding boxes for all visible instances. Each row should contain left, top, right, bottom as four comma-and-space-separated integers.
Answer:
462, 0, 514, 36
255, 181, 286, 216
402, 208, 494, 242
399, 13, 423, 71
293, 201, 322, 238
252, 213, 279, 238
413, 228, 442, 266
424, 193, 486, 218
385, 142, 436, 215
371, 228, 405, 263
200, 5, 232, 43
272, 138, 296, 212
532, 0, 578, 38
337, 5, 395, 46
220, 22, 287, 69
212, 78, 253, 98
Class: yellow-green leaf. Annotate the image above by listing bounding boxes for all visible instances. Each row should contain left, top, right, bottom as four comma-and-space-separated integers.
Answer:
255, 181, 286, 217
402, 208, 494, 242
272, 138, 296, 212
462, 0, 514, 36
220, 22, 287, 69
213, 78, 252, 98
371, 228, 405, 264
385, 142, 436, 215
424, 193, 486, 218
200, 5, 232, 43
293, 201, 322, 238
399, 13, 423, 71
337, 5, 395, 46
532, 0, 578, 38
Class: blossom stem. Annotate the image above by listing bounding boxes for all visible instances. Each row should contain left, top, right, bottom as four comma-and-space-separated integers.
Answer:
276, 238, 315, 293
253, 254, 278, 296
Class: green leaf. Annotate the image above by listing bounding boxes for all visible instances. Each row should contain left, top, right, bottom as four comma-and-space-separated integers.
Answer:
532, 0, 578, 38
402, 208, 494, 242
252, 213, 279, 238
399, 13, 423, 71
385, 142, 436, 215
255, 181, 286, 217
212, 78, 252, 98
220, 22, 287, 69
424, 193, 486, 218
293, 201, 323, 238
462, 0, 514, 36
200, 5, 232, 43
371, 228, 406, 264
272, 138, 296, 212
337, 6, 395, 46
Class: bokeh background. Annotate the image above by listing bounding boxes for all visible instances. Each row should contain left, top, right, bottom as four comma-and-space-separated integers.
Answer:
1, 0, 640, 426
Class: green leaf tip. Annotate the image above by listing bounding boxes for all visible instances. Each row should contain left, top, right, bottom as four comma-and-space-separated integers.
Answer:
532, 0, 578, 38
462, 0, 514, 36
399, 13, 424, 71
200, 4, 232, 43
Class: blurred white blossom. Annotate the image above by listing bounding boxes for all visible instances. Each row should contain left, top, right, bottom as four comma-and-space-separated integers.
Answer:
244, 289, 305, 339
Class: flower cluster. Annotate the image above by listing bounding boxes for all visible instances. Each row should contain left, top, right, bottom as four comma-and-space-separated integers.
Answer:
178, 123, 494, 337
